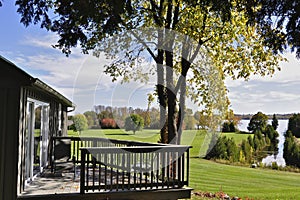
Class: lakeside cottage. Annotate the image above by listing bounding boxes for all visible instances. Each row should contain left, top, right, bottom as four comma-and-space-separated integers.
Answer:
0, 56, 191, 200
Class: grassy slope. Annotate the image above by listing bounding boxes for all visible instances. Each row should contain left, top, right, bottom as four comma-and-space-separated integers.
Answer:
186, 131, 300, 199
68, 129, 300, 199
190, 158, 300, 200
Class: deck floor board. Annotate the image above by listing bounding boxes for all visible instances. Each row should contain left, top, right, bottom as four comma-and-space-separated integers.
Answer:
21, 170, 80, 196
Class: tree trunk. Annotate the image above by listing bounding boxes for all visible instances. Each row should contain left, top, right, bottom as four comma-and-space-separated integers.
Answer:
177, 35, 191, 144
166, 49, 177, 144
157, 30, 167, 143
177, 78, 186, 145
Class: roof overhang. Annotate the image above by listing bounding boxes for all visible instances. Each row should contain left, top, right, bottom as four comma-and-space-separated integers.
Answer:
32, 78, 75, 108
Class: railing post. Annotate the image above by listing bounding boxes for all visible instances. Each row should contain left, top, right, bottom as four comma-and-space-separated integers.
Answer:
50, 137, 55, 172
186, 148, 190, 186
80, 149, 86, 194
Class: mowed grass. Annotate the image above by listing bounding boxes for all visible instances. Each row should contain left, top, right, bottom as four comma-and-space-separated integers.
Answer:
221, 132, 253, 145
68, 129, 161, 143
67, 129, 300, 199
190, 158, 300, 200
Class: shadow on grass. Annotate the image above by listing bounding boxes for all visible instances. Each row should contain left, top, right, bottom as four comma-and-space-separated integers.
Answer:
105, 133, 131, 136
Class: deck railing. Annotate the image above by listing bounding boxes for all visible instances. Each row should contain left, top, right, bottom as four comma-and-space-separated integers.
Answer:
80, 146, 190, 193
51, 137, 191, 194
51, 136, 169, 165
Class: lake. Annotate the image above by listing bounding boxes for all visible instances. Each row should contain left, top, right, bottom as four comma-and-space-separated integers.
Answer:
238, 119, 288, 167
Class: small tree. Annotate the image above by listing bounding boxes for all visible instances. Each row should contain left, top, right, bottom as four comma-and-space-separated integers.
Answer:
125, 114, 144, 134
222, 121, 236, 132
84, 111, 98, 128
247, 135, 254, 148
222, 122, 230, 132
184, 109, 196, 130
284, 131, 300, 168
72, 114, 88, 135
272, 114, 279, 130
287, 113, 300, 138
194, 111, 209, 130
241, 139, 252, 163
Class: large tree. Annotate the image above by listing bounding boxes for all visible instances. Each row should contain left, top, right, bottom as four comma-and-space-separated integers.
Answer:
247, 111, 268, 133
242, 0, 300, 58
13, 0, 285, 145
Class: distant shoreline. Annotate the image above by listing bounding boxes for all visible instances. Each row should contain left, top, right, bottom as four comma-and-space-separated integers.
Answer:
235, 113, 295, 120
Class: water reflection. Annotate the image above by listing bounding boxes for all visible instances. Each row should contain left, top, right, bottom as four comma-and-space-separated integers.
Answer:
238, 119, 288, 167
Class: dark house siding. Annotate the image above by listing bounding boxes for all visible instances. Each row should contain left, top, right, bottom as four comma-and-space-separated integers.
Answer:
0, 56, 74, 200
0, 87, 22, 200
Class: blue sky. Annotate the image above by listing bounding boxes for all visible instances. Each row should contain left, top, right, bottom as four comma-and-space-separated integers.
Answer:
1, 1, 300, 115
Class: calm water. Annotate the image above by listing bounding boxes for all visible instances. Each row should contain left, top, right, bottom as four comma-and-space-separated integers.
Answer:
238, 119, 288, 167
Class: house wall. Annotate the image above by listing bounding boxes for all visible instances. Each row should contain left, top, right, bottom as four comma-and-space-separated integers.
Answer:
0, 57, 72, 200
0, 87, 22, 200
17, 88, 69, 195
0, 58, 31, 200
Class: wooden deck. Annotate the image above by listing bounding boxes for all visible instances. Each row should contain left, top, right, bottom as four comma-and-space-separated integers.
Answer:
18, 170, 192, 200
18, 137, 192, 200
20, 170, 80, 196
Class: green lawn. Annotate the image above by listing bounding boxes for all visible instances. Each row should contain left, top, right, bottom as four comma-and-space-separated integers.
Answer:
190, 158, 300, 200
67, 129, 299, 199
68, 128, 161, 143
69, 129, 250, 158
221, 132, 253, 145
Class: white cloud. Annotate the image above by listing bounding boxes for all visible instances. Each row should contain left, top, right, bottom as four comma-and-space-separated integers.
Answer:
3, 35, 115, 112
225, 52, 300, 114
13, 34, 160, 113
22, 34, 58, 49
251, 52, 300, 82
228, 79, 300, 114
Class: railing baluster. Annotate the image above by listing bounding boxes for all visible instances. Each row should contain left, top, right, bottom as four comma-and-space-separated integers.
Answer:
134, 152, 136, 190
156, 152, 159, 189
178, 152, 182, 186
145, 153, 148, 189
182, 151, 185, 186
127, 152, 131, 190
110, 153, 113, 191
186, 149, 189, 186
92, 156, 95, 191
150, 153, 154, 189
172, 151, 175, 188
104, 153, 107, 191
80, 150, 86, 194
162, 151, 165, 189
122, 153, 125, 190
99, 154, 101, 191
139, 152, 142, 190
86, 152, 89, 190
167, 151, 170, 188
78, 139, 80, 162
116, 152, 119, 191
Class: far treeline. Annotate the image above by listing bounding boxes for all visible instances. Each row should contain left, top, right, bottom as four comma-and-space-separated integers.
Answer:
236, 114, 295, 120
209, 111, 300, 171
71, 105, 212, 131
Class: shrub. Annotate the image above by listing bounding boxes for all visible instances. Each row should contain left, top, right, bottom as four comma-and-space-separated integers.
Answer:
100, 118, 118, 129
